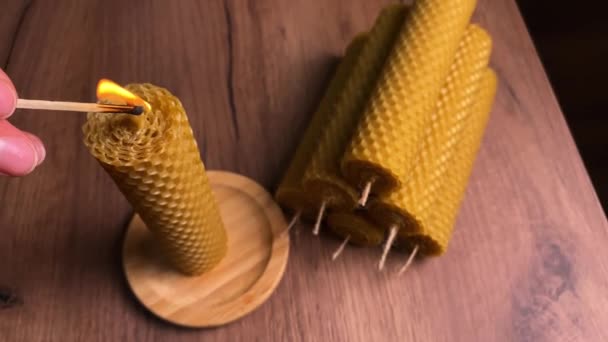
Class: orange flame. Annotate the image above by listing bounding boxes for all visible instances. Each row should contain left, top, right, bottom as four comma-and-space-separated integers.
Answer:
96, 78, 151, 112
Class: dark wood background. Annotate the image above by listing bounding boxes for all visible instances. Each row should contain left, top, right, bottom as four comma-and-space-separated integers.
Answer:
1, 0, 607, 341
516, 0, 608, 214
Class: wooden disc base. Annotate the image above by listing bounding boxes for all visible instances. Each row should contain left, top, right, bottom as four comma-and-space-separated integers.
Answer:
122, 171, 289, 328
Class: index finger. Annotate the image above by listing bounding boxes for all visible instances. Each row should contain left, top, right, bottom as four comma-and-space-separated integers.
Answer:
0, 68, 17, 119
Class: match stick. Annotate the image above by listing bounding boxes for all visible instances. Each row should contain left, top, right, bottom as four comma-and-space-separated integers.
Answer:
378, 225, 398, 270
358, 179, 374, 207
332, 235, 350, 261
398, 245, 419, 276
16, 99, 144, 115
283, 210, 302, 236
312, 201, 326, 235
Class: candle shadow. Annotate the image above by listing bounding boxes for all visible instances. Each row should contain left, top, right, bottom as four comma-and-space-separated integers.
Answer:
286, 219, 387, 272
271, 54, 342, 193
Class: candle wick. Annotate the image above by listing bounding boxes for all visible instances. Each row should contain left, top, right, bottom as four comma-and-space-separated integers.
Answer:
332, 235, 350, 261
378, 225, 398, 270
398, 244, 419, 276
312, 201, 326, 236
358, 179, 374, 207
284, 210, 302, 236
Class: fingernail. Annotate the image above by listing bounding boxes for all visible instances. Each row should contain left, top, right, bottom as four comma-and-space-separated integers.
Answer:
23, 133, 46, 166
0, 136, 39, 176
0, 79, 17, 118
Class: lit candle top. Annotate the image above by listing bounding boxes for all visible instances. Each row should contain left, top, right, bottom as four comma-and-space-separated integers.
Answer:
83, 82, 227, 275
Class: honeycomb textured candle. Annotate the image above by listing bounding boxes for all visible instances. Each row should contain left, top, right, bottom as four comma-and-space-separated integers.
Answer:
83, 83, 227, 275
327, 212, 384, 247
367, 25, 492, 235
303, 4, 407, 210
275, 34, 368, 220
399, 69, 497, 256
342, 0, 477, 195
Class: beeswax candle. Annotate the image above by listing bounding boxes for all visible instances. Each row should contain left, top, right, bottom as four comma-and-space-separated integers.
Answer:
342, 0, 477, 196
83, 83, 227, 275
303, 4, 407, 211
367, 24, 492, 237
327, 212, 385, 247
275, 34, 368, 221
398, 69, 497, 256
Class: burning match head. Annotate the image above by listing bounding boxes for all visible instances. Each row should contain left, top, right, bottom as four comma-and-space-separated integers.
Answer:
94, 79, 152, 130
96, 103, 146, 115
97, 78, 152, 113
130, 106, 144, 115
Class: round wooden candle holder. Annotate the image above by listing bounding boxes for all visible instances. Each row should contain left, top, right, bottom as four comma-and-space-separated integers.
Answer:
122, 171, 289, 328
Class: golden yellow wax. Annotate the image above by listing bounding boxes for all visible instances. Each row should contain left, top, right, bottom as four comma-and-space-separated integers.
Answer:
327, 212, 385, 247
367, 25, 492, 238
303, 4, 407, 210
275, 34, 369, 221
397, 69, 498, 256
341, 0, 477, 195
83, 83, 227, 275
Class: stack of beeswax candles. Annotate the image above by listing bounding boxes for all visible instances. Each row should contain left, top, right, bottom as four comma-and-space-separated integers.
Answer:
303, 5, 407, 234
368, 24, 493, 254
342, 0, 477, 197
275, 33, 369, 226
275, 0, 497, 268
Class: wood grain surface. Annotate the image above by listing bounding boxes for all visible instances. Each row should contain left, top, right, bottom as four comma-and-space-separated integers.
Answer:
1, 0, 607, 341
0, 1, 29, 66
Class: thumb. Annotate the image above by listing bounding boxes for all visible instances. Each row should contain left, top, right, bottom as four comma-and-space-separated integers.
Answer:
0, 120, 45, 176
0, 69, 17, 118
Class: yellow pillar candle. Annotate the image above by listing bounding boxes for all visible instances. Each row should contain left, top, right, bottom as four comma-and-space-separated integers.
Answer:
367, 24, 492, 237
303, 4, 407, 211
275, 33, 368, 221
327, 212, 385, 247
342, 0, 477, 196
398, 69, 498, 256
83, 83, 227, 275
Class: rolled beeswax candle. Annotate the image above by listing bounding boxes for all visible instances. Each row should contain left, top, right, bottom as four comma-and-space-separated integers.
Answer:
398, 69, 498, 256
342, 0, 477, 195
83, 83, 227, 275
275, 34, 368, 221
367, 25, 492, 236
327, 212, 385, 247
303, 4, 407, 210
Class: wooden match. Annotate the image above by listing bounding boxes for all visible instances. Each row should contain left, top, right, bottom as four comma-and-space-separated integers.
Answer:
16, 99, 144, 115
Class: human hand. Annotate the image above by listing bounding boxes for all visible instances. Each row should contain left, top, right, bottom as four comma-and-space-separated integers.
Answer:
0, 69, 45, 176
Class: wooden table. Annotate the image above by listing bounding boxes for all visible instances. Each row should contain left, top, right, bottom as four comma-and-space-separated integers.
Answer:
1, 1, 607, 341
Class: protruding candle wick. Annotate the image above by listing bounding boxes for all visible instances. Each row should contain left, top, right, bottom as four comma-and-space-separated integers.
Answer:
284, 210, 302, 236
398, 244, 419, 276
358, 179, 374, 207
313, 201, 326, 236
332, 235, 350, 261
378, 225, 398, 270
